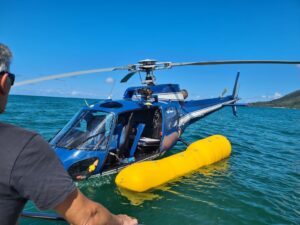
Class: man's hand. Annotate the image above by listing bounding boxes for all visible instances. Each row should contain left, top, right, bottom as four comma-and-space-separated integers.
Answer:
114, 214, 138, 225
55, 189, 138, 225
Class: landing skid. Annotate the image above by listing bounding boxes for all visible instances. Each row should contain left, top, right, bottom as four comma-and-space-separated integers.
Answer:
90, 152, 165, 178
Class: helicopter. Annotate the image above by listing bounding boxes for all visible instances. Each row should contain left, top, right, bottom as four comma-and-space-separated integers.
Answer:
15, 59, 300, 180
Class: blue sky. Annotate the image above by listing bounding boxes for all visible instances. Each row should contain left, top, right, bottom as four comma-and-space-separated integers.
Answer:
1, 0, 300, 101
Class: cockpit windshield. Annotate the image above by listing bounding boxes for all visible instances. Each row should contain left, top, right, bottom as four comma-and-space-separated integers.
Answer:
51, 110, 114, 150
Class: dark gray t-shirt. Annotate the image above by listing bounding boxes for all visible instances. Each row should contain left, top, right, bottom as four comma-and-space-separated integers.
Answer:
0, 122, 75, 225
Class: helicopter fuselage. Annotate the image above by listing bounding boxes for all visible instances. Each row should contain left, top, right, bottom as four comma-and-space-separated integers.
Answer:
50, 82, 239, 180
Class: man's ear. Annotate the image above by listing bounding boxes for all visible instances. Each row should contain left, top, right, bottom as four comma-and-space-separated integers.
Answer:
0, 73, 10, 95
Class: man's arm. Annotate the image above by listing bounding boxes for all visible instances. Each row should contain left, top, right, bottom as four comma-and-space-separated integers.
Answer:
10, 134, 137, 225
55, 189, 137, 225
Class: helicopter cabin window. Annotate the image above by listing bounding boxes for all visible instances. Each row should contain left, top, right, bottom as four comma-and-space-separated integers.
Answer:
53, 110, 114, 151
103, 107, 162, 171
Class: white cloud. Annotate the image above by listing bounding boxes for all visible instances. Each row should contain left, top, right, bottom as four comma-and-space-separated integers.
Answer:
260, 91, 282, 100
105, 77, 115, 84
273, 92, 282, 99
296, 64, 300, 68
71, 91, 80, 96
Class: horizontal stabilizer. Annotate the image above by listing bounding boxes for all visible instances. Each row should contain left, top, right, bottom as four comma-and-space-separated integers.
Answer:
224, 103, 248, 107
223, 102, 248, 116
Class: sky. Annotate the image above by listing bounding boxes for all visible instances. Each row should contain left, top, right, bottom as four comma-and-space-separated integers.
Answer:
1, 0, 300, 102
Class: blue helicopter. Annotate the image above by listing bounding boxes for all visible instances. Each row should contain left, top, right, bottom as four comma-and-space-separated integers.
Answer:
15, 59, 300, 181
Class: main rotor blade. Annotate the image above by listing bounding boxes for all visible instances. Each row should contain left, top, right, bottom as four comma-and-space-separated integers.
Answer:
14, 66, 128, 87
120, 71, 138, 83
14, 60, 300, 87
171, 60, 300, 67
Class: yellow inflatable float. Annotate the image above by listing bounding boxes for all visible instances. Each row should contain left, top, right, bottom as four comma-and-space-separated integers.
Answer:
115, 135, 231, 192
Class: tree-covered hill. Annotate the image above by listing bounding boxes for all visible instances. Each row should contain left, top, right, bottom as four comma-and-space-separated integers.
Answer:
250, 90, 300, 109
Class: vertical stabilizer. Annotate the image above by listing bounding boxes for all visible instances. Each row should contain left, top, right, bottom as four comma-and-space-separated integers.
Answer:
232, 72, 240, 116
232, 72, 240, 99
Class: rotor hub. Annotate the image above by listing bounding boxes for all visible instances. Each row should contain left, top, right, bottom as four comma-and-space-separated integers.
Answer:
138, 59, 157, 70
138, 59, 157, 85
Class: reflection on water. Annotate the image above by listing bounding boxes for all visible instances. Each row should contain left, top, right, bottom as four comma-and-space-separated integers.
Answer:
117, 188, 162, 206
197, 159, 230, 177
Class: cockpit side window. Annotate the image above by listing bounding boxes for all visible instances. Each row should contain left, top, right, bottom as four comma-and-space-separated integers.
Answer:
52, 110, 114, 151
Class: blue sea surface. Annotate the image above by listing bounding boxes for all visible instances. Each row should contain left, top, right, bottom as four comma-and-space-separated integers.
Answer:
2, 95, 299, 225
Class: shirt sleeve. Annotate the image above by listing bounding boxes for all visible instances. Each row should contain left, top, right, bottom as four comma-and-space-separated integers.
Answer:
10, 134, 76, 210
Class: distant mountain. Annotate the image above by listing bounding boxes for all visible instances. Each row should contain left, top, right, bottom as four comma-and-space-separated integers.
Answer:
250, 90, 300, 109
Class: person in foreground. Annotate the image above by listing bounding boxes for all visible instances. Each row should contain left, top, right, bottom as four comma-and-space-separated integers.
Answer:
0, 43, 138, 225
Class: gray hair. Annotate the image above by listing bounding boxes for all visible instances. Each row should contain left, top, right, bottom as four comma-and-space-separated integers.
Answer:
0, 43, 12, 72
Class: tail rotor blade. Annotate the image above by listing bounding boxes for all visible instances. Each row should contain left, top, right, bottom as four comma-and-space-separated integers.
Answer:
220, 88, 228, 97
232, 105, 237, 117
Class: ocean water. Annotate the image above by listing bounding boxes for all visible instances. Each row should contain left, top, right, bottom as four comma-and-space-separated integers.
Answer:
2, 95, 300, 225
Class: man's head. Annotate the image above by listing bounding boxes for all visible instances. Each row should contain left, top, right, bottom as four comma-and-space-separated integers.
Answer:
0, 44, 13, 113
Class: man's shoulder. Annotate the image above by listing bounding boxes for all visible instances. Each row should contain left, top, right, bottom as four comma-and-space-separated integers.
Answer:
0, 123, 40, 184
0, 122, 37, 138
0, 122, 39, 158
